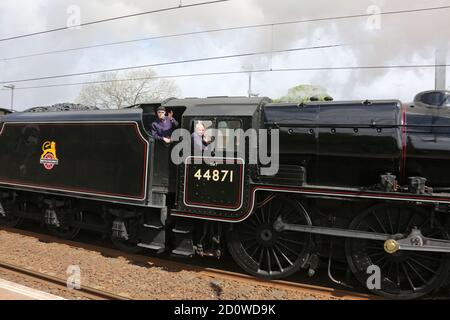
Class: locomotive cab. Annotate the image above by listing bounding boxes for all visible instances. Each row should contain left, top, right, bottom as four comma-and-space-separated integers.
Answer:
137, 102, 186, 191
167, 97, 270, 222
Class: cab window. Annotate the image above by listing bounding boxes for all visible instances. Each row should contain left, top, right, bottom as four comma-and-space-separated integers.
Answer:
192, 120, 214, 137
216, 120, 242, 151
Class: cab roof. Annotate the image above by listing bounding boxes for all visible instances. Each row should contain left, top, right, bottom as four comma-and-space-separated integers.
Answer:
162, 96, 271, 117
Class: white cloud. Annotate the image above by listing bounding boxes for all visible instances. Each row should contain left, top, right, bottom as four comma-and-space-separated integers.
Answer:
0, 0, 449, 110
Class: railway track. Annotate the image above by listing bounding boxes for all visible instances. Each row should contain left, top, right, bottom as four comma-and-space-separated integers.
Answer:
0, 226, 376, 300
194, 267, 374, 300
0, 259, 130, 300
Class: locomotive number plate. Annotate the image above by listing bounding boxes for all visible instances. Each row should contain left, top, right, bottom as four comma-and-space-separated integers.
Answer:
184, 157, 244, 211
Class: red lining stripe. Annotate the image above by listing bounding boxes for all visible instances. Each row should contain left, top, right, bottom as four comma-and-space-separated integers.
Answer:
173, 185, 450, 221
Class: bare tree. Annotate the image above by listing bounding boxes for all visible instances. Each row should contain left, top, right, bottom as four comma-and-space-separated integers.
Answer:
76, 69, 181, 109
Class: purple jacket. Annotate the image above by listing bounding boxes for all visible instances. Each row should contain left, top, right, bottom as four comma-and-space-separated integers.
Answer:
151, 118, 179, 141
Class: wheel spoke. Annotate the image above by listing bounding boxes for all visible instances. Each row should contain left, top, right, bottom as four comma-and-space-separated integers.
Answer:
243, 240, 258, 252
268, 200, 272, 220
426, 230, 442, 238
266, 249, 271, 274
419, 217, 431, 230
405, 214, 419, 233
271, 248, 284, 273
410, 252, 442, 263
367, 251, 385, 259
276, 240, 299, 256
277, 237, 301, 253
278, 237, 305, 246
260, 206, 267, 223
409, 257, 438, 275
274, 244, 294, 266
240, 236, 257, 243
257, 248, 264, 268
282, 208, 297, 222
260, 208, 266, 223
242, 222, 256, 232
395, 263, 401, 287
396, 208, 403, 234
253, 212, 262, 225
365, 245, 383, 250
386, 260, 394, 280
240, 230, 257, 237
274, 202, 283, 219
401, 263, 416, 292
405, 260, 426, 284
380, 258, 390, 270
372, 211, 388, 234
271, 203, 283, 223
248, 218, 259, 228
386, 209, 394, 234
372, 255, 387, 266
249, 245, 260, 260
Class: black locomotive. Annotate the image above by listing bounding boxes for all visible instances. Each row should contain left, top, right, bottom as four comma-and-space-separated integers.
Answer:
0, 90, 450, 299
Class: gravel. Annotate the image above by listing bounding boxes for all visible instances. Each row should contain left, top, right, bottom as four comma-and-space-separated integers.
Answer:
0, 230, 343, 300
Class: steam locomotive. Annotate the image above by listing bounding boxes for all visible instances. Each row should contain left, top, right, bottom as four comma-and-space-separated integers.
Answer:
0, 90, 449, 299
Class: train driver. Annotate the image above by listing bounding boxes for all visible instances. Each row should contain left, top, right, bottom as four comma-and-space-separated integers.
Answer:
151, 106, 179, 144
192, 122, 212, 153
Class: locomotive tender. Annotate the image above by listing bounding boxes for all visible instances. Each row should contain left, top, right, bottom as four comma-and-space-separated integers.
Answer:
0, 90, 450, 299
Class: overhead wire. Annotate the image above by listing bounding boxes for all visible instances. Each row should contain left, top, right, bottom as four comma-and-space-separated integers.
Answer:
0, 0, 230, 42
1, 4, 449, 61
3, 64, 449, 91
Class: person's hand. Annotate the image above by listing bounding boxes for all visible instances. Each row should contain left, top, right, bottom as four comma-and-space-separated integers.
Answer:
163, 137, 171, 144
203, 135, 210, 144
167, 110, 174, 120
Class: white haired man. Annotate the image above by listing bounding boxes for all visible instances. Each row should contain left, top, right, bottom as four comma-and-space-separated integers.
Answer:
191, 122, 211, 154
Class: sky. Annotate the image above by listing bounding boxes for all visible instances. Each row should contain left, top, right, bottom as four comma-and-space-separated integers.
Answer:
0, 0, 449, 110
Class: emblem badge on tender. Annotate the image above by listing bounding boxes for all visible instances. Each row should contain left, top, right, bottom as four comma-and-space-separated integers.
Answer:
40, 141, 59, 170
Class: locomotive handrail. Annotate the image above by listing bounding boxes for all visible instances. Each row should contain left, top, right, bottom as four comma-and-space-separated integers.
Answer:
264, 122, 398, 128
264, 122, 450, 128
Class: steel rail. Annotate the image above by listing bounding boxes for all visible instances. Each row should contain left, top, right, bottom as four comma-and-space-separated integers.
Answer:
0, 259, 130, 300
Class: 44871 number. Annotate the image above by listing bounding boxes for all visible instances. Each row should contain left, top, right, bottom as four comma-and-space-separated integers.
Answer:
193, 169, 234, 182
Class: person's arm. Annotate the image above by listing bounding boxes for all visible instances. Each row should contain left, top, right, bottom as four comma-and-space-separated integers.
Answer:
192, 133, 204, 152
171, 117, 179, 128
168, 111, 179, 128
151, 122, 163, 141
